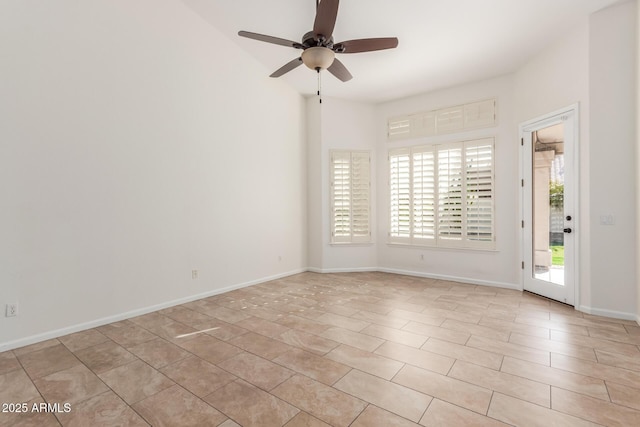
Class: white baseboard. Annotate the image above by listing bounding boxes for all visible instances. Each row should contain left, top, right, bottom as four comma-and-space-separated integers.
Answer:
0, 268, 306, 352
577, 305, 638, 322
377, 267, 522, 291
308, 266, 521, 292
314, 268, 640, 322
307, 266, 378, 274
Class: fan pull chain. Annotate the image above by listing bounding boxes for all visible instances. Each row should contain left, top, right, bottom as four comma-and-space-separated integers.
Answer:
317, 69, 322, 104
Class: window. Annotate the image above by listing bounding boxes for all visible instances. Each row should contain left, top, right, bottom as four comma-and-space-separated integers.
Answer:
330, 151, 371, 244
389, 138, 494, 249
387, 98, 497, 140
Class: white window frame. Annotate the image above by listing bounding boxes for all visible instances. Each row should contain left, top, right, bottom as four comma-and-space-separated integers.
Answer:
330, 150, 371, 244
389, 138, 495, 249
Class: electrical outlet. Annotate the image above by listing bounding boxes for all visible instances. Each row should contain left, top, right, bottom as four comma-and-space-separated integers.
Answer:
191, 270, 199, 280
6, 303, 18, 317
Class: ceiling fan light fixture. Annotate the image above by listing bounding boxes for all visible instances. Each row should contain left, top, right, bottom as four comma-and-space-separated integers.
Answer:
301, 46, 335, 71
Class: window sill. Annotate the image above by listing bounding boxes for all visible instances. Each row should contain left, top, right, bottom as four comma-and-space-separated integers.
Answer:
386, 242, 498, 253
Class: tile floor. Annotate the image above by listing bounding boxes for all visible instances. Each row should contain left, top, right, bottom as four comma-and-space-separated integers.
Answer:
1, 272, 640, 426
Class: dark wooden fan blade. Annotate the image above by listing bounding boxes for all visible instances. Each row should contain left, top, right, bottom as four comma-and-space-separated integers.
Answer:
313, 0, 339, 40
238, 31, 304, 49
336, 37, 399, 53
270, 57, 303, 78
327, 58, 352, 82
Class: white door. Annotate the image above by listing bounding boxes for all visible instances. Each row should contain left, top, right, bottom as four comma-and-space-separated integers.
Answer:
521, 106, 578, 305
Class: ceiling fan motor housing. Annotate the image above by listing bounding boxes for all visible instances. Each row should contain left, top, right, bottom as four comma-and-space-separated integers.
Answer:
302, 31, 333, 48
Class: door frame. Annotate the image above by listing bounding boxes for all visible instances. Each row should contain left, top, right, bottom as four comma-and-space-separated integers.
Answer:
519, 104, 580, 306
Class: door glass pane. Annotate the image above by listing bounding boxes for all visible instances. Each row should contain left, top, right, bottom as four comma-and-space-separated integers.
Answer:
532, 124, 564, 285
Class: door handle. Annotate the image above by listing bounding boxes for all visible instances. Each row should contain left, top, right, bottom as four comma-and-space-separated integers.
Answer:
563, 228, 572, 233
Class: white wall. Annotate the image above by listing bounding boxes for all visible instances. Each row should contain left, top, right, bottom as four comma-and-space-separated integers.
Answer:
514, 2, 637, 319
307, 96, 378, 272
375, 75, 520, 288
307, 98, 323, 270
588, 0, 637, 319
0, 0, 307, 350
637, 0, 640, 325
514, 18, 592, 308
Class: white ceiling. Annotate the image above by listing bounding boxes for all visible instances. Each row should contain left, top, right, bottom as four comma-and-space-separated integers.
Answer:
182, 0, 622, 103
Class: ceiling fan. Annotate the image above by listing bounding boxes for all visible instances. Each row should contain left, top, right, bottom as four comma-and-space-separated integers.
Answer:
238, 0, 399, 82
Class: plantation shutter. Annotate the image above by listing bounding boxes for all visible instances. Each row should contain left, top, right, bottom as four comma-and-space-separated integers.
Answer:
464, 99, 496, 129
437, 143, 464, 244
389, 148, 411, 243
388, 117, 411, 140
331, 152, 351, 243
412, 111, 437, 137
465, 139, 494, 246
412, 147, 436, 244
351, 152, 371, 243
389, 138, 494, 249
436, 106, 464, 133
387, 99, 496, 141
330, 151, 370, 244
